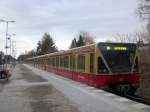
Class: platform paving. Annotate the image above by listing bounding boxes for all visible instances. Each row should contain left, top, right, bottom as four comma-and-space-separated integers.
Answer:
1, 64, 150, 112
0, 64, 79, 112
25, 64, 150, 112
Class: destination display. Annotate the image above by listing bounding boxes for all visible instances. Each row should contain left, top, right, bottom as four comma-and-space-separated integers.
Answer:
106, 46, 128, 51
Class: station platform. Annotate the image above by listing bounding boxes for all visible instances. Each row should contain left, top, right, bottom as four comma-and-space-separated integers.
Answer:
25, 64, 150, 112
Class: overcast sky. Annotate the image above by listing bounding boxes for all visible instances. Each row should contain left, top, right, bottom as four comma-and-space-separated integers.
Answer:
0, 0, 143, 57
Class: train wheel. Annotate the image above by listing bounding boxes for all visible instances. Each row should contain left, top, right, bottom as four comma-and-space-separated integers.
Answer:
127, 85, 136, 95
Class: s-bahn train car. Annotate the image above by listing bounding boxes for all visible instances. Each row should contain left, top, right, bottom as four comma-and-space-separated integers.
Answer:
27, 42, 139, 93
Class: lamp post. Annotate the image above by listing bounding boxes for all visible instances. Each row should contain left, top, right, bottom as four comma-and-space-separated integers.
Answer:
0, 19, 15, 68
8, 34, 16, 56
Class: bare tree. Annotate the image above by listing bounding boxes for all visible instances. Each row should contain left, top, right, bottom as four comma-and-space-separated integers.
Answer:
77, 31, 95, 45
138, 0, 150, 20
138, 0, 150, 42
69, 31, 95, 49
114, 31, 149, 45
136, 1, 150, 99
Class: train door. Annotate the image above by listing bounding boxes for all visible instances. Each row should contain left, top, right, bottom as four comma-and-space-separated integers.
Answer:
90, 53, 94, 74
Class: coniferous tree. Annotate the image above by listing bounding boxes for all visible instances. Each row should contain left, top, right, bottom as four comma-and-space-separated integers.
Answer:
41, 33, 58, 54
36, 41, 42, 55
36, 33, 58, 55
69, 32, 95, 49
77, 35, 85, 47
69, 38, 77, 49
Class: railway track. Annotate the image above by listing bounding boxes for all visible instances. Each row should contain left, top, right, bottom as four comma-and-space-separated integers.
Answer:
124, 93, 150, 105
105, 89, 150, 106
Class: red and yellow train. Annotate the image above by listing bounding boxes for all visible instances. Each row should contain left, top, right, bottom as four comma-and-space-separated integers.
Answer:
27, 42, 139, 92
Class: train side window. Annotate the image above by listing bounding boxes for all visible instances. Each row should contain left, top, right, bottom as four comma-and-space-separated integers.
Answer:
42, 59, 44, 64
50, 58, 52, 66
98, 57, 109, 74
60, 56, 64, 67
70, 55, 73, 70
52, 57, 56, 67
43, 59, 45, 64
43, 59, 44, 64
51, 58, 53, 66
45, 59, 47, 65
90, 53, 94, 73
51, 58, 52, 66
55, 57, 57, 67
70, 55, 75, 70
59, 56, 62, 67
54, 57, 56, 67
64, 56, 69, 68
41, 59, 43, 64
46, 58, 48, 65
49, 58, 52, 66
77, 54, 85, 72
58, 57, 60, 67
56, 57, 59, 67
73, 55, 75, 70
40, 59, 42, 64
48, 58, 50, 66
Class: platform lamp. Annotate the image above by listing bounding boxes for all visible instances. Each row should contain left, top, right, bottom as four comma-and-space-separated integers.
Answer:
8, 34, 16, 56
0, 19, 15, 68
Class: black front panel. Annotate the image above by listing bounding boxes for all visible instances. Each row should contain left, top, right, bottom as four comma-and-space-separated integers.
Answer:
98, 43, 136, 73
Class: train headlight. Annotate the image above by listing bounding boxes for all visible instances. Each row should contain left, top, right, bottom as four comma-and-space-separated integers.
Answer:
106, 46, 111, 50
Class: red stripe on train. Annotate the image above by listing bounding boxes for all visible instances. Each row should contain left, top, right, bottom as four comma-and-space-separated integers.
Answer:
34, 64, 139, 88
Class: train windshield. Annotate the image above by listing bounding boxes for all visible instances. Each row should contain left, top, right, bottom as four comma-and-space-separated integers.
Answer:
98, 43, 136, 73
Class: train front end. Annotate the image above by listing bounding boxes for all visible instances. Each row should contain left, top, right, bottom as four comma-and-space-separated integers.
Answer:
96, 42, 139, 93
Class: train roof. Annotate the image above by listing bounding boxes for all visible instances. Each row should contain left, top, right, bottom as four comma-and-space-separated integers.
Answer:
27, 42, 137, 60
98, 42, 137, 45
28, 43, 95, 60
